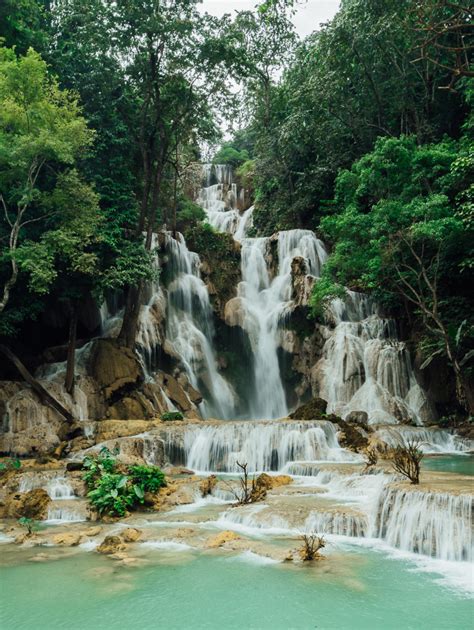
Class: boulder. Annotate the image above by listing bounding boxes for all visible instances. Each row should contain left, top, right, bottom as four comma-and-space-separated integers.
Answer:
206, 530, 240, 548
163, 374, 192, 412
199, 475, 217, 497
290, 397, 327, 420
97, 535, 126, 555
122, 528, 142, 543
5, 488, 51, 520
52, 533, 82, 546
84, 526, 102, 537
345, 411, 369, 430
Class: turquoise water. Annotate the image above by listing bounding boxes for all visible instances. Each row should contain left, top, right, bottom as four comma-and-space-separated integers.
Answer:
0, 548, 472, 630
422, 454, 474, 476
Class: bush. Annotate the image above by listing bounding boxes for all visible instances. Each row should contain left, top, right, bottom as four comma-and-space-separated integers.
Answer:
0, 457, 21, 475
128, 465, 166, 493
213, 144, 249, 168
161, 411, 184, 421
175, 199, 206, 232
390, 440, 424, 484
300, 533, 326, 561
82, 449, 166, 517
87, 473, 134, 517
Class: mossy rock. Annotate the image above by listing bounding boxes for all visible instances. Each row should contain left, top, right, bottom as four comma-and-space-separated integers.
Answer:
290, 398, 328, 420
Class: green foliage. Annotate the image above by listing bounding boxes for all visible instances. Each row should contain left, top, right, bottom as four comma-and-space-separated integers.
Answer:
18, 516, 40, 535
160, 411, 184, 422
128, 465, 166, 492
82, 447, 166, 517
175, 200, 206, 233
87, 473, 134, 518
0, 458, 21, 474
213, 144, 249, 168
184, 223, 241, 308
309, 276, 346, 320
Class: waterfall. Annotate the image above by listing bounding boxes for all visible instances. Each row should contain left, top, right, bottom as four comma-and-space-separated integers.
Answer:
313, 291, 433, 425
305, 509, 368, 537
161, 420, 358, 472
371, 487, 473, 562
163, 233, 235, 418
372, 426, 472, 453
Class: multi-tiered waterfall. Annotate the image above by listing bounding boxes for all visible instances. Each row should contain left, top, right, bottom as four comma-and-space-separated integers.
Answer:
196, 164, 432, 425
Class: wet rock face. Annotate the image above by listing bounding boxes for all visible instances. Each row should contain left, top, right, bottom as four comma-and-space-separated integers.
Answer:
86, 339, 143, 401
291, 257, 316, 307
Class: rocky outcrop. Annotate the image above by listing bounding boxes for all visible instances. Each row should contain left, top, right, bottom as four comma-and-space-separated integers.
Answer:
206, 530, 240, 548
291, 257, 316, 307
3, 488, 51, 520
86, 339, 143, 401
290, 397, 327, 420
97, 535, 127, 555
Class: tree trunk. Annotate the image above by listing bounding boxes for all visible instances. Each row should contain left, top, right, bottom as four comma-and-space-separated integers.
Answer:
118, 283, 143, 349
0, 344, 74, 423
65, 304, 78, 396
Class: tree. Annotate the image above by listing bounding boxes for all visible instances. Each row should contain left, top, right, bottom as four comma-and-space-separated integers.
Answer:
0, 46, 94, 319
312, 135, 474, 412
67, 0, 234, 347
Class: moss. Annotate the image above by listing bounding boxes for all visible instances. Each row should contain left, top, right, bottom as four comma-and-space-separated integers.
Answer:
184, 223, 241, 312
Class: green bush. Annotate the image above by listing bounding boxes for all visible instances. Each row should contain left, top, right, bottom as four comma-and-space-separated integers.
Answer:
87, 473, 134, 517
82, 449, 166, 517
161, 411, 184, 421
129, 465, 166, 493
0, 458, 21, 475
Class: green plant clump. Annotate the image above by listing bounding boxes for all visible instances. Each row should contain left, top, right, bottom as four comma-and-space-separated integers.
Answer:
82, 447, 166, 517
161, 411, 184, 421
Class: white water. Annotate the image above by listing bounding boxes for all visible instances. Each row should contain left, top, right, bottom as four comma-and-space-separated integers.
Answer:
372, 487, 472, 562
373, 425, 472, 453
164, 420, 358, 472
163, 232, 235, 418
314, 292, 433, 425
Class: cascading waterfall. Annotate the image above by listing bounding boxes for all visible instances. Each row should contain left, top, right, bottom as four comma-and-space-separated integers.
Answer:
163, 232, 235, 418
161, 420, 358, 472
197, 164, 431, 424
373, 425, 472, 453
313, 291, 433, 425
372, 487, 473, 562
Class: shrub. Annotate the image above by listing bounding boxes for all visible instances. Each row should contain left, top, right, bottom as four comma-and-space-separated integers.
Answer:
128, 465, 166, 493
82, 449, 166, 517
0, 458, 21, 475
390, 440, 424, 484
87, 473, 134, 517
161, 411, 184, 421
82, 447, 117, 489
300, 533, 326, 561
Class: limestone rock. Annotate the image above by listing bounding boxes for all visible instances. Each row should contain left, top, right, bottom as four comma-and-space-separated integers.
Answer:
345, 411, 369, 430
206, 530, 240, 548
163, 374, 192, 412
84, 526, 102, 537
199, 475, 217, 497
52, 533, 82, 546
122, 528, 142, 543
87, 339, 143, 400
5, 488, 51, 520
97, 535, 126, 555
224, 297, 246, 328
